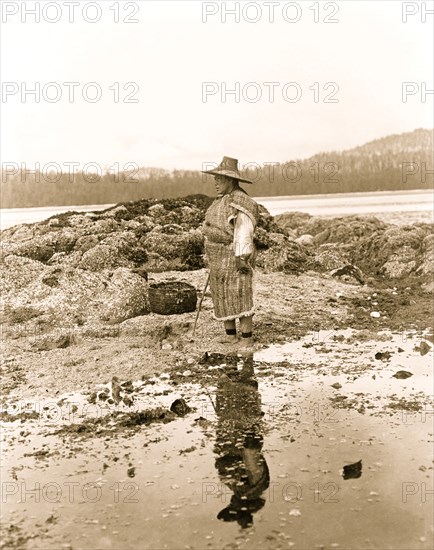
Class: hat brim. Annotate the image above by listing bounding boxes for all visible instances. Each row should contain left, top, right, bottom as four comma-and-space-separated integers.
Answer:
201, 169, 253, 184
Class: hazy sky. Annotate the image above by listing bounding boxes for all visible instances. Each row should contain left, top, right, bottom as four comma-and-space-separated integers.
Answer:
1, 0, 433, 170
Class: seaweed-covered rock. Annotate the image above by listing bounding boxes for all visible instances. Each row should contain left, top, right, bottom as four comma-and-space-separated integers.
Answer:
257, 204, 283, 234
101, 231, 147, 264
417, 234, 434, 276
256, 233, 309, 274
74, 234, 101, 253
274, 211, 312, 234
313, 244, 352, 272
275, 213, 386, 244
296, 234, 314, 247
143, 227, 204, 271
351, 224, 430, 278
99, 268, 150, 323
0, 254, 46, 294
311, 216, 386, 244
79, 244, 131, 271
102, 205, 129, 220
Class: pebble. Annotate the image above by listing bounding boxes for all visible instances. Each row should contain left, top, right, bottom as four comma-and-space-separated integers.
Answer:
289, 509, 301, 516
182, 370, 192, 377
370, 312, 381, 318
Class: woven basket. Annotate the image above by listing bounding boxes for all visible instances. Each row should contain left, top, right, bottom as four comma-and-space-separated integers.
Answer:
148, 281, 197, 315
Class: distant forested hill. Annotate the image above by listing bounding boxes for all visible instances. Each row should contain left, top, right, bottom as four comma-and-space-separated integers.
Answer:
1, 128, 432, 207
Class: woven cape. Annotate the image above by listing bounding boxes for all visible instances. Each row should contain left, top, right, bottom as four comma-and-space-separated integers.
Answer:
203, 190, 259, 321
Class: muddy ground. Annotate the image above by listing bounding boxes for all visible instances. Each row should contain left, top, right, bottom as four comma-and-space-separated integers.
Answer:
1, 264, 433, 549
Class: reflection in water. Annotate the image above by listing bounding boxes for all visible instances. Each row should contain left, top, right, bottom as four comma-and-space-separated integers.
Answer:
213, 353, 270, 529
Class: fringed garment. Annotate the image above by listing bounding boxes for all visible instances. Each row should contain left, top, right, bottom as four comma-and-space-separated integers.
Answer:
203, 190, 259, 321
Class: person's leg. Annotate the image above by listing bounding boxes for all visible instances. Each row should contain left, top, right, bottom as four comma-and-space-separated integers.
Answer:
219, 319, 237, 343
239, 316, 253, 348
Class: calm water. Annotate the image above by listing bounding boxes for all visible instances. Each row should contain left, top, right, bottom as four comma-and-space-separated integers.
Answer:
1, 330, 433, 549
1, 190, 432, 230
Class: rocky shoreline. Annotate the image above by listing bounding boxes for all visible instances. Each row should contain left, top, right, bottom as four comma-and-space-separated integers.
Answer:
1, 194, 433, 329
1, 194, 432, 400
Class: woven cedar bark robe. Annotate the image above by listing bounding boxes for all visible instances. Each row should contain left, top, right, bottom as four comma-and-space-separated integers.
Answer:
203, 190, 259, 321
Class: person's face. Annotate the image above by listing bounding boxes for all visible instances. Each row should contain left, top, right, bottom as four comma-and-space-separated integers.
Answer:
214, 175, 234, 195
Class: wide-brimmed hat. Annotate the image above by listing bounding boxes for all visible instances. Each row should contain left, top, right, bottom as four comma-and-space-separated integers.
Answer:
202, 156, 253, 184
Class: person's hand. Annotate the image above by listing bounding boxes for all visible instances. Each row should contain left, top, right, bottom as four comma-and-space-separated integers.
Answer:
235, 255, 252, 274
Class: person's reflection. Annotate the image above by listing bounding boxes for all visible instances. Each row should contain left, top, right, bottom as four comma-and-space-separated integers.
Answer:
213, 353, 269, 529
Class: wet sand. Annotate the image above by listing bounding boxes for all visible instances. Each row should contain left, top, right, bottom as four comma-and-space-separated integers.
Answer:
2, 329, 433, 550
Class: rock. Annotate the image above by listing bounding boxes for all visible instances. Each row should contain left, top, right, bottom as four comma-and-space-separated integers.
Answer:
100, 268, 150, 323
256, 233, 310, 274
392, 370, 413, 379
0, 255, 45, 294
170, 398, 191, 417
352, 224, 430, 278
274, 211, 312, 234
79, 244, 130, 271
162, 342, 173, 350
74, 235, 100, 253
331, 382, 342, 389
342, 460, 362, 480
92, 218, 120, 234
112, 376, 122, 404
313, 244, 351, 272
41, 268, 62, 287
31, 331, 74, 351
143, 227, 204, 271
415, 341, 431, 356
103, 205, 129, 220
417, 234, 434, 275
331, 264, 365, 284
295, 234, 314, 246
370, 312, 381, 318
13, 240, 55, 263
100, 231, 146, 264
123, 396, 134, 407
375, 351, 392, 360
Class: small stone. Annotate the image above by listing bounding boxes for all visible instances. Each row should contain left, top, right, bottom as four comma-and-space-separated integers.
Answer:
418, 341, 431, 356
370, 312, 380, 318
289, 509, 301, 517
392, 370, 413, 379
182, 370, 192, 377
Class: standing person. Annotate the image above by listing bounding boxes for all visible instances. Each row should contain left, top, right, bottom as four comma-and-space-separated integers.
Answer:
202, 156, 259, 348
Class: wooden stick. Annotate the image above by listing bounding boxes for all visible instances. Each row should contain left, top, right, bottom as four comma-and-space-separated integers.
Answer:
192, 271, 210, 337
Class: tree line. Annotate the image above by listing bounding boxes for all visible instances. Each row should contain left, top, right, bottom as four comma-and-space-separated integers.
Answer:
2, 130, 432, 207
